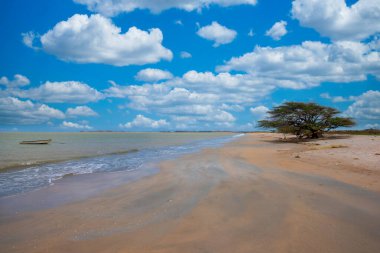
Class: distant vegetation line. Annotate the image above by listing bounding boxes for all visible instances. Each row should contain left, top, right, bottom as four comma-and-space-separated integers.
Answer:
330, 129, 380, 136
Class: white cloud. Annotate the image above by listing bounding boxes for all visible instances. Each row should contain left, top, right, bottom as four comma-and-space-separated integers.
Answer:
218, 40, 380, 89
208, 110, 235, 122
320, 92, 356, 103
344, 90, 380, 120
248, 29, 254, 37
0, 97, 65, 125
180, 51, 192, 58
14, 81, 103, 104
135, 68, 173, 82
292, 0, 380, 41
221, 103, 244, 112
161, 104, 236, 123
21, 31, 40, 50
105, 70, 275, 129
66, 106, 98, 117
0, 74, 30, 88
28, 14, 172, 66
120, 115, 169, 129
266, 21, 287, 41
61, 121, 92, 129
74, 0, 257, 16
365, 123, 379, 129
175, 20, 183, 26
197, 22, 237, 47
250, 105, 269, 118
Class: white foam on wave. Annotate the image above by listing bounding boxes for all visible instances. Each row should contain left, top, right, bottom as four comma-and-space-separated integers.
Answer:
0, 134, 238, 197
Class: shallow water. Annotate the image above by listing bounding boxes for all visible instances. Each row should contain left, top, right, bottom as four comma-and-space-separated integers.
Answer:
0, 132, 242, 197
0, 132, 231, 170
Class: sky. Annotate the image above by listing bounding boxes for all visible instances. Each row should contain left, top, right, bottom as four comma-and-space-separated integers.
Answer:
0, 0, 379, 132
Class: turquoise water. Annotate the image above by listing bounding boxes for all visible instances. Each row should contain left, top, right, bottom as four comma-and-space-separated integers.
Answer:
0, 132, 241, 197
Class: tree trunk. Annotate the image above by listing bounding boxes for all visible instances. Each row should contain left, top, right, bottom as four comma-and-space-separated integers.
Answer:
311, 131, 320, 139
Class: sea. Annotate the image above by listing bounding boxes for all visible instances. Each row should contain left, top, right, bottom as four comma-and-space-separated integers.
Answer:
0, 132, 242, 197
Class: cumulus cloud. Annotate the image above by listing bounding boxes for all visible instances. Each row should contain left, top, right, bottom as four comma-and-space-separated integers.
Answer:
106, 70, 275, 128
218, 40, 380, 89
197, 22, 237, 47
320, 93, 356, 103
26, 14, 172, 66
103, 36, 379, 130
61, 121, 92, 129
266, 21, 287, 41
108, 71, 274, 107
221, 103, 244, 112
119, 115, 169, 129
135, 68, 173, 82
0, 97, 64, 125
344, 90, 380, 120
250, 105, 269, 118
14, 81, 103, 104
365, 123, 379, 129
66, 106, 98, 117
21, 31, 40, 50
162, 104, 236, 123
292, 0, 380, 41
74, 0, 257, 16
180, 51, 192, 58
0, 74, 30, 88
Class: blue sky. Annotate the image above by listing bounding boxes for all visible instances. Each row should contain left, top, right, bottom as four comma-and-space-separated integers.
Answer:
0, 0, 379, 131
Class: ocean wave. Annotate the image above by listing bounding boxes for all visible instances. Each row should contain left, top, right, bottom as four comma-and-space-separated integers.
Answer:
0, 134, 241, 197
0, 149, 140, 172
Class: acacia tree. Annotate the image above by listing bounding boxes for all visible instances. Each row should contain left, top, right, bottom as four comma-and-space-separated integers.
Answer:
258, 102, 355, 139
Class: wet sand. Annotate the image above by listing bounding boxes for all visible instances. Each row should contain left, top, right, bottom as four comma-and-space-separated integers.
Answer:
1, 133, 380, 253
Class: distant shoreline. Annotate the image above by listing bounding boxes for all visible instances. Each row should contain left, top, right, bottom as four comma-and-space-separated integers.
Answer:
1, 129, 379, 135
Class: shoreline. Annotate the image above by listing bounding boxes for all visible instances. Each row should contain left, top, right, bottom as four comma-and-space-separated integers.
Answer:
0, 133, 238, 197
0, 148, 141, 173
0, 132, 233, 173
1, 133, 380, 252
0, 166, 160, 215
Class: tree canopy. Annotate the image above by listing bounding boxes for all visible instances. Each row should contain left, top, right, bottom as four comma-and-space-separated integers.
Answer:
258, 102, 355, 138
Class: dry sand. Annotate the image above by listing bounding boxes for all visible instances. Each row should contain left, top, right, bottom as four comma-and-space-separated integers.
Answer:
1, 133, 380, 253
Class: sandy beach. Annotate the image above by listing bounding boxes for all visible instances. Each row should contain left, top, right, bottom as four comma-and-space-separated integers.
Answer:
1, 133, 380, 253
